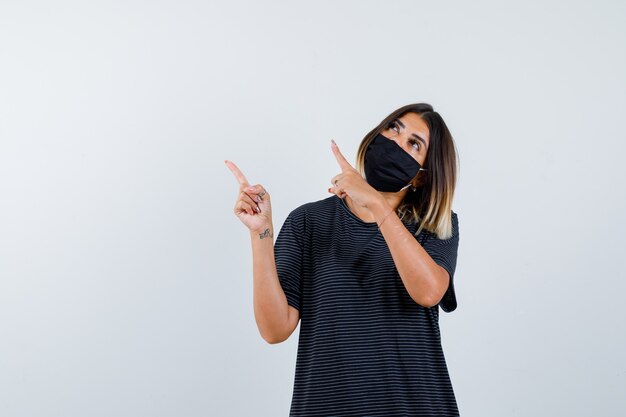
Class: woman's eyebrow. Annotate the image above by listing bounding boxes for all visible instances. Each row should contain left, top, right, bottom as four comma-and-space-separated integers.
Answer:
395, 119, 428, 147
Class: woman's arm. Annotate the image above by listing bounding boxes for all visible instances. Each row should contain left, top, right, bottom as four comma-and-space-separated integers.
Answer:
249, 223, 300, 344
370, 199, 449, 308
225, 160, 298, 344
326, 142, 448, 308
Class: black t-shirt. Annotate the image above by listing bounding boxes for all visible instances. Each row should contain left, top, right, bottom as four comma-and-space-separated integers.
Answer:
274, 195, 461, 417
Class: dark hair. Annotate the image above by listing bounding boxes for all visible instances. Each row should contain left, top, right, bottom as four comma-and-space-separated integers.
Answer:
354, 103, 459, 239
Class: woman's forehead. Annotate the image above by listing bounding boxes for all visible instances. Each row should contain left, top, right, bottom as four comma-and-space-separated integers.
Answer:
395, 113, 430, 146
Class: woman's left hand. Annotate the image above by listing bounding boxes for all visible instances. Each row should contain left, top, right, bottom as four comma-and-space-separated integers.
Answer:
328, 139, 384, 209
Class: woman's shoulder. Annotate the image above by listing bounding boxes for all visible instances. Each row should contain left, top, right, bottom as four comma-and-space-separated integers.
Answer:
412, 209, 458, 241
280, 196, 336, 235
288, 195, 337, 218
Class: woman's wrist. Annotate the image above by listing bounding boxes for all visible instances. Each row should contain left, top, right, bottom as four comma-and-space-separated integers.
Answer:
250, 223, 274, 239
376, 207, 395, 228
369, 197, 394, 227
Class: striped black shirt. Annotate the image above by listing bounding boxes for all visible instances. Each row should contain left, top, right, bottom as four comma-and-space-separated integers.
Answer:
274, 195, 460, 417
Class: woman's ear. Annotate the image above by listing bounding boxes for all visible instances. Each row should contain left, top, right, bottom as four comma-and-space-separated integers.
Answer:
412, 171, 426, 187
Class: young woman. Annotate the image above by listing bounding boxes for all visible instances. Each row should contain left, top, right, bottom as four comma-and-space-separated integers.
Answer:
226, 103, 461, 417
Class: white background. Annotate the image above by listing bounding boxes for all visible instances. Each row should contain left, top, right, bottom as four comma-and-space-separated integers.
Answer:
1, 1, 625, 416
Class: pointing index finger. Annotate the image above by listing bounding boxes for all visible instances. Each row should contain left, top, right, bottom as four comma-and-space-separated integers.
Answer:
224, 160, 250, 186
331, 139, 354, 172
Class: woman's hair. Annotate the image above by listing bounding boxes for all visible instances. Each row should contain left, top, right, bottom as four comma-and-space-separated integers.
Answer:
355, 103, 459, 240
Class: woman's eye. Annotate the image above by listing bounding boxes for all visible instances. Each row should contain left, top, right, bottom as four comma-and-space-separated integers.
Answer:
388, 121, 399, 132
408, 139, 420, 151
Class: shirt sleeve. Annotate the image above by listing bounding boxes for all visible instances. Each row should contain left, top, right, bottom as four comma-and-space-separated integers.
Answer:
274, 207, 306, 312
420, 211, 460, 313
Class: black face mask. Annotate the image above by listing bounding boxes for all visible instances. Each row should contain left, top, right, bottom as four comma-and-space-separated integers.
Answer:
364, 133, 426, 192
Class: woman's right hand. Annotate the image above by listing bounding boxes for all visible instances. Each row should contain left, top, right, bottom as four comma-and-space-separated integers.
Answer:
225, 160, 273, 233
